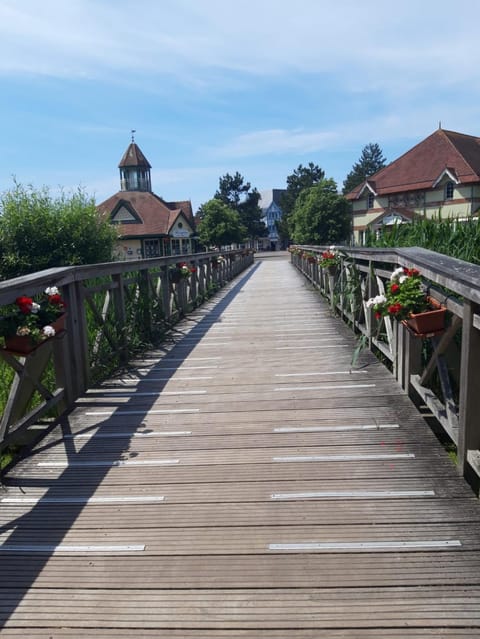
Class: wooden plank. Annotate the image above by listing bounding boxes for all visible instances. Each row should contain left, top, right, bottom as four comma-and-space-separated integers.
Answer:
2, 553, 480, 587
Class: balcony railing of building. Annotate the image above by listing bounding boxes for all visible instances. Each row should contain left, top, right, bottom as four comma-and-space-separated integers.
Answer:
0, 250, 254, 454
291, 245, 480, 489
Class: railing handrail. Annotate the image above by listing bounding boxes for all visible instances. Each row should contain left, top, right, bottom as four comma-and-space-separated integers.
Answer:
299, 245, 480, 301
0, 251, 228, 305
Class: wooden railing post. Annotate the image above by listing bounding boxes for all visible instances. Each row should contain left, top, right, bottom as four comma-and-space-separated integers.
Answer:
63, 280, 90, 397
112, 273, 129, 365
400, 324, 423, 398
160, 266, 172, 324
458, 301, 480, 477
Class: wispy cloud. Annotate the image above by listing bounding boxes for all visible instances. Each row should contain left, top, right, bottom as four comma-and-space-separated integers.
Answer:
1, 0, 480, 214
1, 0, 479, 95
211, 129, 340, 158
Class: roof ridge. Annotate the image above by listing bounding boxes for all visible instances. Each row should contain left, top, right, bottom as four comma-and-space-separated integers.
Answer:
351, 130, 442, 192
440, 129, 480, 177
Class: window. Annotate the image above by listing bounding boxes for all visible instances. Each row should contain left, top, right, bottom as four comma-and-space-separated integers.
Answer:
367, 193, 374, 209
444, 181, 454, 200
144, 239, 160, 258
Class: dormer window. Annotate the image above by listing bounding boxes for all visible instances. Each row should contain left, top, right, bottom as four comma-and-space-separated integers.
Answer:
444, 181, 454, 200
367, 193, 374, 209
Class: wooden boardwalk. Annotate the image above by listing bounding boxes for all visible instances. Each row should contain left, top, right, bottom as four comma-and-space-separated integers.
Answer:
1, 254, 480, 637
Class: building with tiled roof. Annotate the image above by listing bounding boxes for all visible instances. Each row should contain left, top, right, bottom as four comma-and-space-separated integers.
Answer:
97, 137, 197, 260
346, 128, 480, 244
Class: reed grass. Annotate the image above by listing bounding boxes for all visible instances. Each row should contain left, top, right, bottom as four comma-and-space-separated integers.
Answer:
365, 215, 480, 263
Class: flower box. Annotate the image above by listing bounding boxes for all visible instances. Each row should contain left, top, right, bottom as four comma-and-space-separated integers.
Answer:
366, 267, 446, 338
402, 298, 446, 337
326, 265, 338, 277
4, 313, 66, 355
1, 286, 67, 355
319, 247, 341, 272
169, 269, 182, 284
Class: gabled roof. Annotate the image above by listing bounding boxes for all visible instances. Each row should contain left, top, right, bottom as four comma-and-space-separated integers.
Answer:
97, 191, 194, 238
357, 181, 377, 197
369, 207, 417, 227
432, 167, 459, 188
346, 129, 480, 200
259, 189, 286, 209
118, 143, 152, 169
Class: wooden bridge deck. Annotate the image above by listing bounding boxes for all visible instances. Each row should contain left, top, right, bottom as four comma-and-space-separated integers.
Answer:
1, 254, 480, 637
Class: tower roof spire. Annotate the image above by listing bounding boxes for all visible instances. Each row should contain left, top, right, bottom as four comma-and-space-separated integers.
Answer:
118, 135, 152, 192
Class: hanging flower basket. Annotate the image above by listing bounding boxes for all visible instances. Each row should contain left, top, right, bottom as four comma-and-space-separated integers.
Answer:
169, 268, 182, 284
327, 265, 339, 277
366, 268, 447, 339
4, 313, 67, 355
318, 247, 341, 274
1, 286, 67, 355
402, 298, 446, 337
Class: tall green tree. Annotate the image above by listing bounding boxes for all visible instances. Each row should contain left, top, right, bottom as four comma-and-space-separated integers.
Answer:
278, 163, 326, 242
214, 172, 267, 246
281, 163, 326, 217
0, 182, 118, 280
342, 143, 387, 194
197, 199, 246, 249
291, 178, 352, 244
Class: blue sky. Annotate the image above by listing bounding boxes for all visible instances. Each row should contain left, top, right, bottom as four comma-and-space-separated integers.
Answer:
1, 0, 480, 212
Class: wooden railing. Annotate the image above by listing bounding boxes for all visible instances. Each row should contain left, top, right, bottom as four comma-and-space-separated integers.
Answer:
0, 250, 254, 451
291, 245, 480, 488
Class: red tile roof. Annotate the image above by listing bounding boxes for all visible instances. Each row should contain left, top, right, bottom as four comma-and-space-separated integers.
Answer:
346, 129, 480, 200
97, 191, 194, 238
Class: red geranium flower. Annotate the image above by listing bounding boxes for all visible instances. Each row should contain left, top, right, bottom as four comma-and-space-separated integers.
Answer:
390, 283, 400, 294
15, 296, 33, 314
48, 294, 63, 306
388, 303, 403, 315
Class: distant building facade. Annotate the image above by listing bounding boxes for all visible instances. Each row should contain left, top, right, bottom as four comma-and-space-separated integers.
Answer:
257, 189, 286, 250
97, 138, 197, 260
346, 128, 480, 245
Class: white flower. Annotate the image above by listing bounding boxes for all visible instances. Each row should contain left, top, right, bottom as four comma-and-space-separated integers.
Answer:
398, 275, 407, 283
42, 325, 56, 337
329, 245, 336, 251
390, 267, 404, 281
45, 286, 59, 296
366, 294, 387, 308
31, 302, 41, 313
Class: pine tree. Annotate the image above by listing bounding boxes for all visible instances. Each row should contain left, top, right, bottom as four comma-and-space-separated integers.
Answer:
342, 143, 387, 195
214, 172, 267, 246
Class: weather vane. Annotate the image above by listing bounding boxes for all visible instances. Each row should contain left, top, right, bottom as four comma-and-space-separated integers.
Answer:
131, 129, 136, 142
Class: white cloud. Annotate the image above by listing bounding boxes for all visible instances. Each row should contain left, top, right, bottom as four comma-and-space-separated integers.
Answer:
1, 0, 479, 95
212, 129, 340, 158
